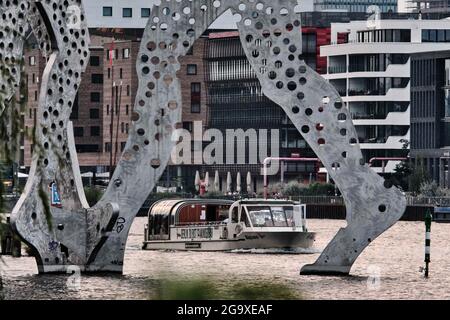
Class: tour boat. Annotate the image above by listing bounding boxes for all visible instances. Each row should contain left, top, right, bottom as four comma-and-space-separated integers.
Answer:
142, 198, 316, 251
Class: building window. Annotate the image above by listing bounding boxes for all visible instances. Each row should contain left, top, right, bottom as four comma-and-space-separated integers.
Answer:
103, 6, 113, 17
126, 123, 129, 134
123, 8, 132, 18
91, 74, 104, 84
105, 143, 111, 152
183, 122, 193, 132
126, 105, 129, 115
90, 56, 100, 66
90, 92, 101, 102
127, 85, 130, 96
191, 102, 201, 113
191, 83, 201, 113
119, 68, 123, 79
106, 104, 110, 116
123, 48, 130, 59
191, 82, 201, 94
141, 8, 151, 18
74, 127, 84, 137
121, 122, 125, 133
187, 64, 197, 75
90, 109, 100, 119
29, 56, 36, 66
108, 68, 111, 79
90, 126, 100, 137
34, 91, 38, 101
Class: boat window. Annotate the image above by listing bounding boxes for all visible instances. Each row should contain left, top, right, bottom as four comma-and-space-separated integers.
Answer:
240, 209, 251, 227
218, 206, 229, 222
271, 206, 289, 227
247, 206, 273, 227
231, 206, 239, 223
149, 214, 170, 240
284, 207, 295, 227
247, 205, 295, 227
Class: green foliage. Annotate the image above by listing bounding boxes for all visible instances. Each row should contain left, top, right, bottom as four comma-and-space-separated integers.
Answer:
392, 159, 430, 194
299, 182, 336, 196
391, 161, 412, 191
200, 190, 225, 199
154, 278, 302, 300
84, 187, 105, 207
271, 181, 337, 197
419, 181, 450, 198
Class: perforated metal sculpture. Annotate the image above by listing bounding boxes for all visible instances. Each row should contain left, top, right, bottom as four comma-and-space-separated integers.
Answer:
1, 0, 406, 275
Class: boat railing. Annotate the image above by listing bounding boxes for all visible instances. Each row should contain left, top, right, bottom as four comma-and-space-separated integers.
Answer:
406, 197, 450, 207
287, 196, 450, 207
288, 196, 345, 205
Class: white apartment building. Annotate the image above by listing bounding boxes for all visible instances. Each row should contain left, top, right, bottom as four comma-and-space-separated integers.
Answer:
321, 19, 450, 173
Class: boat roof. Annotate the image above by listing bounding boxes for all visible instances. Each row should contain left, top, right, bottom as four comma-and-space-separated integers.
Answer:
237, 199, 296, 206
149, 198, 234, 217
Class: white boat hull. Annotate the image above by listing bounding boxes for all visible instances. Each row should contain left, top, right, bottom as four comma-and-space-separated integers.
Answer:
143, 231, 316, 252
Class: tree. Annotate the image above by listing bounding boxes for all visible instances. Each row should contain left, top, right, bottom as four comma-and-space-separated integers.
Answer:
391, 158, 429, 194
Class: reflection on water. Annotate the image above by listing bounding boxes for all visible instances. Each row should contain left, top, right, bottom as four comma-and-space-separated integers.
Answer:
1, 218, 450, 300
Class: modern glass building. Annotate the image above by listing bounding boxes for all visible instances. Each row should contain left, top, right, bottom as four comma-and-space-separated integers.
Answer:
408, 1, 450, 16
410, 50, 450, 188
314, 0, 398, 13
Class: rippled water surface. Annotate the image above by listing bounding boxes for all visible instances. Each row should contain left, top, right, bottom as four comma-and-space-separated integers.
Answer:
2, 218, 450, 300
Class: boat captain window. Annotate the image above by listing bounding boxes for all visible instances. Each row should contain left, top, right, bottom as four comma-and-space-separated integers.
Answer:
271, 207, 289, 227
247, 206, 295, 227
247, 207, 273, 227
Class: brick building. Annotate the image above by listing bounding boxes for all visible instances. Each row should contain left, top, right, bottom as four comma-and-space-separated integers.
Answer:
23, 36, 141, 173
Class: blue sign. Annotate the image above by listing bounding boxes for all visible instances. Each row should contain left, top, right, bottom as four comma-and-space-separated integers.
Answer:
50, 182, 62, 207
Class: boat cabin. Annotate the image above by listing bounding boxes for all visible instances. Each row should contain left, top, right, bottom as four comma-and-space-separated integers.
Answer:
145, 199, 233, 241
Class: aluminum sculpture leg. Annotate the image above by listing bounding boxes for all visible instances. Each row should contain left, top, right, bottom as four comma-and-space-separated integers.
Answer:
8, 0, 118, 273
233, 1, 407, 275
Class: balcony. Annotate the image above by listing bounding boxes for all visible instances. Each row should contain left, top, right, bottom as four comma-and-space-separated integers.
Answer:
328, 65, 347, 74
351, 105, 410, 126
359, 130, 410, 150
348, 89, 383, 96
345, 82, 410, 102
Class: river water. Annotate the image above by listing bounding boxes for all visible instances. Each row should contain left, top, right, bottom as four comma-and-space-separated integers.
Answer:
1, 218, 449, 300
